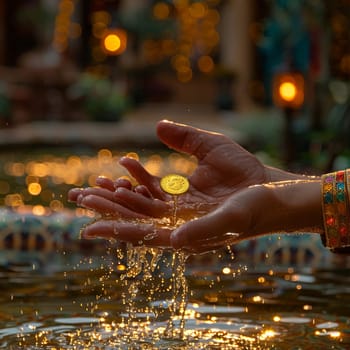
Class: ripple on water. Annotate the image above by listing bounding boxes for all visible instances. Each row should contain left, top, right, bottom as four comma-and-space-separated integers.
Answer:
1, 252, 350, 349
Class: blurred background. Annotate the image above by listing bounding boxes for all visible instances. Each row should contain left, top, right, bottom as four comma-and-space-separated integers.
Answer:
0, 0, 350, 212
1, 3, 350, 348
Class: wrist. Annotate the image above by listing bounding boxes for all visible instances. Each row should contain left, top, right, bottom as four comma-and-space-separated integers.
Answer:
267, 166, 321, 182
251, 180, 323, 234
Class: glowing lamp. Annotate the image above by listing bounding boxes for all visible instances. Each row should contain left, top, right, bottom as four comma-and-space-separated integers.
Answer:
101, 29, 127, 55
273, 73, 304, 109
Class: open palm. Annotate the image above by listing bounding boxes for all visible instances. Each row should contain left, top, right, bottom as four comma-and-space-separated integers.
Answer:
68, 120, 307, 247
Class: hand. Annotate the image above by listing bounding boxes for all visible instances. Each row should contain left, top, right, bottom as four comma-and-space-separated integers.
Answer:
172, 179, 323, 252
79, 180, 323, 253
69, 120, 306, 219
68, 120, 318, 250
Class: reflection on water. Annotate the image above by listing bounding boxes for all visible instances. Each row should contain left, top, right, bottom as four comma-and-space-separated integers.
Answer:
0, 249, 350, 349
0, 149, 350, 348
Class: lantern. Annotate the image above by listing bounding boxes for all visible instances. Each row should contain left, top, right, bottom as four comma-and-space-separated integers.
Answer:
101, 29, 127, 56
273, 73, 305, 109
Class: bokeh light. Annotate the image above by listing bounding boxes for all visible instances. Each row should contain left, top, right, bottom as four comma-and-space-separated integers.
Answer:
53, 0, 78, 53
273, 73, 305, 109
28, 182, 42, 196
101, 30, 127, 55
0, 149, 197, 215
153, 2, 171, 20
279, 82, 297, 102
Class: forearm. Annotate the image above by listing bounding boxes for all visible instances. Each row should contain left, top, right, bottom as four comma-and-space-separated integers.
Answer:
170, 179, 324, 252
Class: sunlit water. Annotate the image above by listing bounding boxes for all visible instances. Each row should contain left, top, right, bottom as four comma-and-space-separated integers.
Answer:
1, 247, 350, 349
1, 149, 350, 349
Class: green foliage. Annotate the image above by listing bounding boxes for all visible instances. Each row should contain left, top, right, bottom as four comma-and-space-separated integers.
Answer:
69, 73, 130, 122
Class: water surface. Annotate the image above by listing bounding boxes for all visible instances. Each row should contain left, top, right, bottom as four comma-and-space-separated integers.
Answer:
0, 248, 349, 349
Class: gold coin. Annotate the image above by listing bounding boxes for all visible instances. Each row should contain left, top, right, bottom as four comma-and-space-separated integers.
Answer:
160, 174, 189, 195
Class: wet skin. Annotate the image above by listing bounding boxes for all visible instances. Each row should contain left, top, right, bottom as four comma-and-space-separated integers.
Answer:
68, 120, 321, 253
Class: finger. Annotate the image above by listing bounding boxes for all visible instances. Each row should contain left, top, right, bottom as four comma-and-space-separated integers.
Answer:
95, 177, 115, 191
134, 185, 152, 198
114, 177, 133, 190
118, 157, 165, 199
170, 202, 248, 251
69, 187, 116, 204
68, 188, 83, 202
114, 187, 170, 217
81, 220, 172, 247
68, 181, 120, 203
170, 215, 220, 250
78, 188, 117, 204
156, 120, 233, 160
80, 194, 148, 219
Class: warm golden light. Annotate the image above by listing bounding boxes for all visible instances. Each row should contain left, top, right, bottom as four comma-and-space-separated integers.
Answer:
273, 73, 304, 109
5, 162, 25, 176
28, 183, 42, 196
259, 329, 277, 340
330, 331, 341, 338
104, 34, 121, 51
98, 149, 113, 161
53, 0, 76, 52
189, 2, 207, 18
5, 193, 23, 207
222, 267, 231, 275
253, 295, 262, 302
50, 200, 64, 212
166, 1, 220, 82
116, 264, 126, 271
303, 304, 312, 311
125, 152, 139, 161
279, 82, 297, 102
32, 205, 46, 216
177, 67, 193, 83
273, 315, 281, 322
2, 150, 198, 211
102, 30, 127, 55
198, 55, 214, 73
144, 154, 163, 176
258, 276, 266, 283
315, 330, 341, 338
153, 2, 171, 19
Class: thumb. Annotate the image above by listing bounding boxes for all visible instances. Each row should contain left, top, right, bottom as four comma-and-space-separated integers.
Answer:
170, 201, 250, 251
156, 120, 231, 160
170, 215, 214, 250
